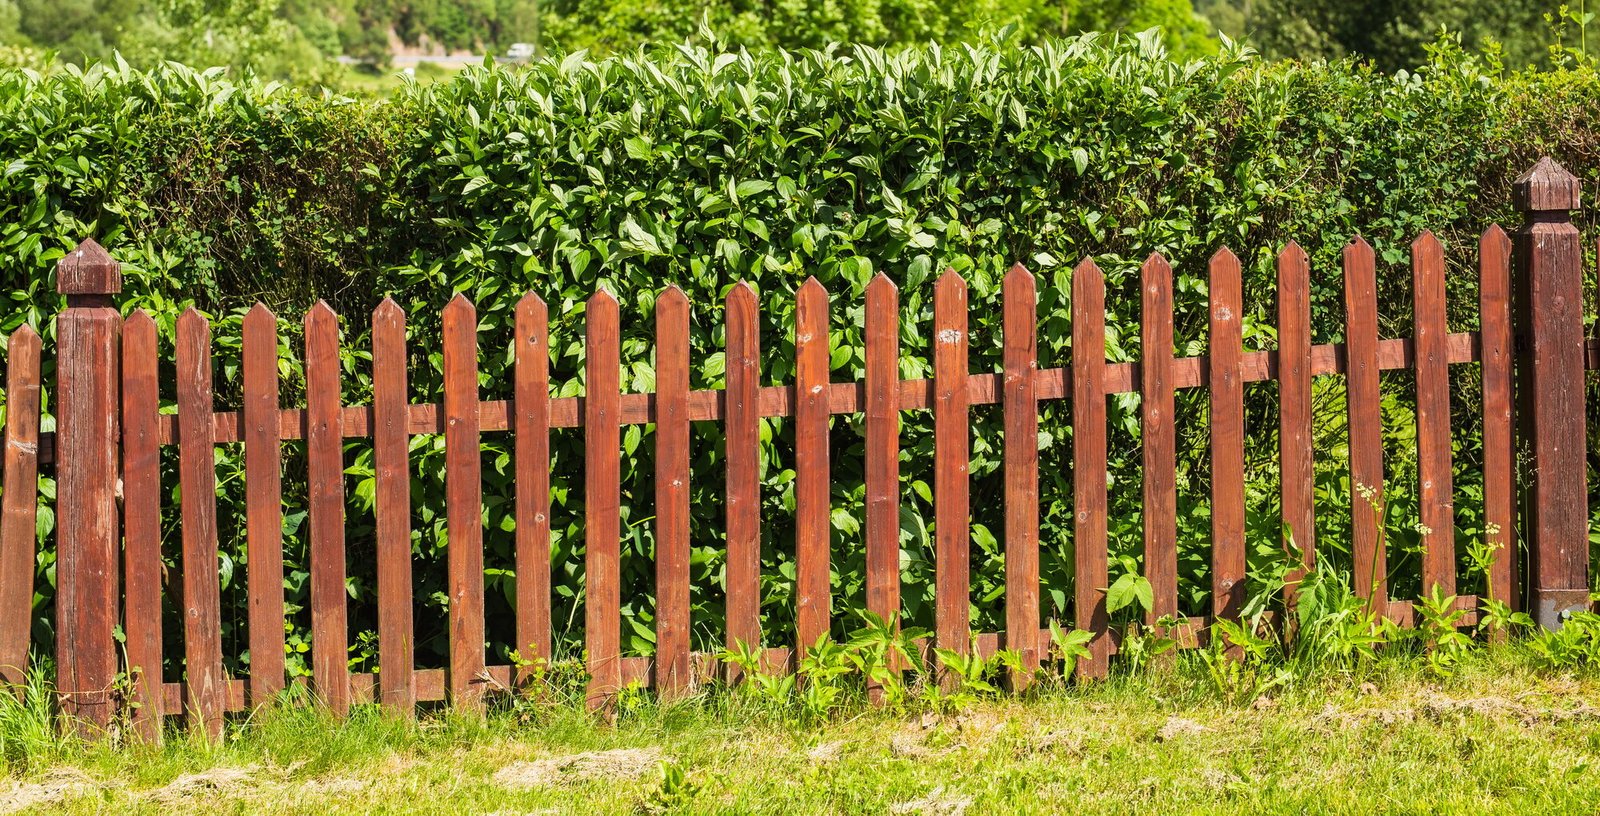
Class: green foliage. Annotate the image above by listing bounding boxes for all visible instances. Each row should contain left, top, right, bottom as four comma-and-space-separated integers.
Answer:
1200, 0, 1557, 71
1528, 609, 1600, 669
5, 37, 1600, 680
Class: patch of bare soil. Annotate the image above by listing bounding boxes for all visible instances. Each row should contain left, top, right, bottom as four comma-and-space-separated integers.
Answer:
1319, 693, 1600, 730
491, 747, 662, 790
891, 786, 972, 815
806, 740, 846, 762
147, 765, 261, 805
1154, 717, 1208, 742
0, 768, 99, 814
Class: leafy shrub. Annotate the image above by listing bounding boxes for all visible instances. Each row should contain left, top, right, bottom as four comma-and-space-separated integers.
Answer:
3, 33, 1600, 679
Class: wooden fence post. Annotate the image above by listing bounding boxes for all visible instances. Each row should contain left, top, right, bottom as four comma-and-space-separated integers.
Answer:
1512, 157, 1590, 629
54, 239, 122, 733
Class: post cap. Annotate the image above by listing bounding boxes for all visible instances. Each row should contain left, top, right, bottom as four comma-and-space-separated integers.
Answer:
56, 238, 122, 296
1513, 157, 1582, 213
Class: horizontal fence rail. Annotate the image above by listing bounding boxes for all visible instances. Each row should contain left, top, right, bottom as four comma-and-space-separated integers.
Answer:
0, 157, 1593, 737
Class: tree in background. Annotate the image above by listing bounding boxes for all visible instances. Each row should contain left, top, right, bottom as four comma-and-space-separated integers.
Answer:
536, 0, 1215, 57
1196, 0, 1557, 71
0, 0, 1585, 81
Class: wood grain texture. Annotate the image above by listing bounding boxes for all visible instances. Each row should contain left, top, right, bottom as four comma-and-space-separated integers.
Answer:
513, 293, 552, 679
864, 275, 901, 625
304, 302, 349, 717
794, 277, 832, 653
1072, 259, 1110, 679
584, 290, 622, 708
1343, 239, 1387, 606
0, 326, 41, 687
1479, 226, 1516, 611
1140, 254, 1177, 626
442, 294, 485, 709
53, 302, 120, 732
1002, 264, 1040, 684
723, 283, 762, 664
118, 315, 160, 739
1277, 243, 1316, 595
864, 273, 901, 694
1513, 165, 1589, 627
1412, 231, 1456, 596
177, 308, 225, 739
654, 286, 692, 699
242, 304, 285, 707
372, 299, 414, 712
933, 270, 971, 684
1207, 249, 1245, 626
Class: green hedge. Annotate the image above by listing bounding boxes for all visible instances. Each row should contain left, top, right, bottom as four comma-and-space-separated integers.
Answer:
3, 35, 1598, 679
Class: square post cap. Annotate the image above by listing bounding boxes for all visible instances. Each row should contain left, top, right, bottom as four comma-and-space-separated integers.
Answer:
56, 238, 122, 296
1513, 157, 1582, 213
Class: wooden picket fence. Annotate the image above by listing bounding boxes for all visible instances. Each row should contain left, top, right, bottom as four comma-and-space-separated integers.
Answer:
0, 157, 1593, 740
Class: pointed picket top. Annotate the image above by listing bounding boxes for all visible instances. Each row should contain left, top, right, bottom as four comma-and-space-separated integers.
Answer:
373, 297, 405, 323
444, 292, 476, 318
798, 276, 828, 302
1004, 262, 1034, 289
935, 267, 967, 292
1279, 240, 1307, 266
245, 302, 277, 327
1073, 256, 1102, 285
1514, 156, 1581, 213
122, 308, 155, 336
726, 280, 758, 309
177, 305, 210, 332
868, 271, 898, 295
57, 237, 122, 296
588, 287, 618, 310
1411, 229, 1443, 256
1345, 235, 1373, 257
516, 291, 547, 314
9, 320, 39, 345
1142, 252, 1171, 289
657, 283, 689, 310
1208, 249, 1240, 328
1481, 223, 1511, 252
304, 300, 338, 329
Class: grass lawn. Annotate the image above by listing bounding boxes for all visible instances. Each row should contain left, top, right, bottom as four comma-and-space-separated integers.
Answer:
4, 647, 1600, 814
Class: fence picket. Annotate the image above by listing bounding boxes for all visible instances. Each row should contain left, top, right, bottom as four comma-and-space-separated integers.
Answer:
934, 270, 970, 676
1480, 226, 1516, 611
119, 314, 160, 738
304, 302, 349, 717
724, 283, 762, 666
1002, 264, 1039, 684
794, 277, 831, 653
372, 298, 414, 712
1141, 254, 1177, 628
864, 273, 900, 683
1413, 231, 1456, 596
585, 290, 622, 708
1344, 238, 1386, 606
655, 286, 692, 698
443, 294, 485, 709
1072, 259, 1110, 678
1208, 249, 1245, 628
1278, 243, 1316, 594
177, 308, 225, 738
0, 326, 41, 687
242, 304, 285, 707
514, 293, 552, 678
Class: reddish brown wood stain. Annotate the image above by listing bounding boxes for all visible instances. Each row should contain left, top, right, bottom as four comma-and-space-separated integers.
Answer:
17, 188, 1590, 727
